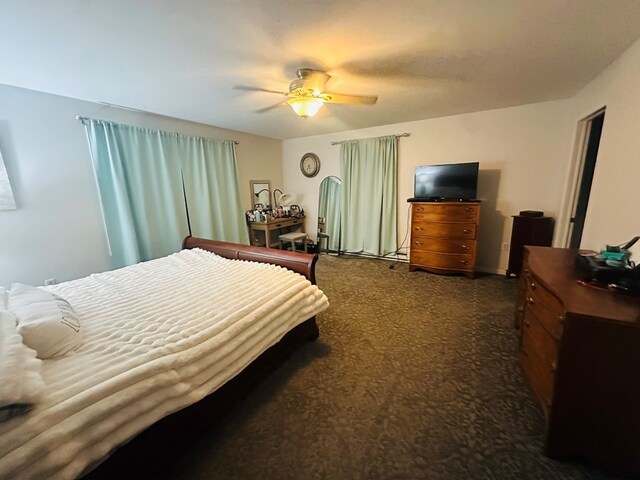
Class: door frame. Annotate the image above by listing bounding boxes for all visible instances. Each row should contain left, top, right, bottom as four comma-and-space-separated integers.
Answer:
556, 107, 606, 248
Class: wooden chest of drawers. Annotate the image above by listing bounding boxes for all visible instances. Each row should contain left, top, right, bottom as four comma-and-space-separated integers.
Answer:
519, 265, 564, 418
409, 202, 480, 278
517, 246, 640, 475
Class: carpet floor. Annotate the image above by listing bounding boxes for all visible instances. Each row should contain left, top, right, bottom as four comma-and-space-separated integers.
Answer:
159, 255, 624, 480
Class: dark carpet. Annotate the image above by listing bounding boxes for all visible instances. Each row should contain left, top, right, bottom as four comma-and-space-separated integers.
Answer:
159, 255, 623, 480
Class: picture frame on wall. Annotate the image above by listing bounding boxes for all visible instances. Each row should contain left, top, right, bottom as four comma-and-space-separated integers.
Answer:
0, 148, 16, 211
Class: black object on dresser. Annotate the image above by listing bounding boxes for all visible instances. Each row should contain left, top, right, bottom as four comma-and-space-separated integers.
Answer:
506, 211, 554, 277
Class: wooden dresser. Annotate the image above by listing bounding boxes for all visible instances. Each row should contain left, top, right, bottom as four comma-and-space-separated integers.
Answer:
517, 246, 640, 475
408, 201, 480, 278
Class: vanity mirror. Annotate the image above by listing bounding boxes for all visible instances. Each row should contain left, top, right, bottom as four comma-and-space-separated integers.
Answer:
250, 180, 271, 208
318, 175, 341, 252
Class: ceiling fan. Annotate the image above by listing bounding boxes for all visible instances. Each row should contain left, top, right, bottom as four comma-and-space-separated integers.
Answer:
235, 68, 378, 118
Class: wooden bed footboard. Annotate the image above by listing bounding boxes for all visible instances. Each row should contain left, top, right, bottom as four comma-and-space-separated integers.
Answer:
183, 236, 318, 284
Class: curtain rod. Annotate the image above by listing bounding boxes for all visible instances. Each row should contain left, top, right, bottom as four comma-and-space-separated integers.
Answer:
331, 132, 410, 145
74, 115, 240, 144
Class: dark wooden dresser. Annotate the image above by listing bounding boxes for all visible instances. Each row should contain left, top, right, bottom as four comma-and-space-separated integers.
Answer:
408, 201, 480, 278
506, 214, 554, 277
516, 246, 640, 475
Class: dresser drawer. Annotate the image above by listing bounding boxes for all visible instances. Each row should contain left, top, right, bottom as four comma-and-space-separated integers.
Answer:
523, 272, 565, 341
412, 203, 479, 223
521, 307, 559, 365
412, 222, 476, 239
520, 345, 554, 419
520, 308, 558, 416
411, 237, 475, 254
410, 251, 474, 271
515, 252, 530, 328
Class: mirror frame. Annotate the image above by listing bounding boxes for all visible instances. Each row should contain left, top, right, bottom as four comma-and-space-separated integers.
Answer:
318, 175, 342, 253
249, 180, 271, 208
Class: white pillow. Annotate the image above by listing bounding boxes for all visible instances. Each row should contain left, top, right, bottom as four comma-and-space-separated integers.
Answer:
8, 284, 83, 359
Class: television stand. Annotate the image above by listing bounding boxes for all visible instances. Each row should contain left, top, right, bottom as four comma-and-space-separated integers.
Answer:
408, 201, 480, 278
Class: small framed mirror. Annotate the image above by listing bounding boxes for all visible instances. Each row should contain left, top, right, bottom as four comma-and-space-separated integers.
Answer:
318, 176, 341, 253
250, 180, 271, 209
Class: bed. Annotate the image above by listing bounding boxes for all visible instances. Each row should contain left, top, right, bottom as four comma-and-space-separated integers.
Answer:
0, 237, 328, 480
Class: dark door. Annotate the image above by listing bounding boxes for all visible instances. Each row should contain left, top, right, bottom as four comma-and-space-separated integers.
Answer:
569, 111, 605, 249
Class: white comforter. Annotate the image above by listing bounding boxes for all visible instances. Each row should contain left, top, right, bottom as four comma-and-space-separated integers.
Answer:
0, 311, 45, 418
0, 248, 328, 480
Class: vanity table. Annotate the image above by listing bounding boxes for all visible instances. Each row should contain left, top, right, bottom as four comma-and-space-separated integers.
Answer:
248, 217, 305, 248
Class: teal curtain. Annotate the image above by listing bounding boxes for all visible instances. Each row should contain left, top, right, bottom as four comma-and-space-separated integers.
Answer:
87, 120, 188, 267
87, 119, 247, 268
318, 176, 341, 251
340, 136, 398, 256
179, 137, 249, 244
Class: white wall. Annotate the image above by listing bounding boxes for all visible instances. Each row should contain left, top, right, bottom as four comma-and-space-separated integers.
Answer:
282, 36, 640, 273
564, 37, 640, 256
283, 100, 576, 273
5, 35, 639, 286
0, 84, 281, 288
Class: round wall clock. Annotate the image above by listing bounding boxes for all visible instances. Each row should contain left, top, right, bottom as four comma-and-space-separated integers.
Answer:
300, 152, 321, 178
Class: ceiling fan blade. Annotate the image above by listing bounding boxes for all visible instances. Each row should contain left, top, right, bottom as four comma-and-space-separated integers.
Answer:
255, 102, 285, 114
234, 85, 287, 95
322, 92, 378, 105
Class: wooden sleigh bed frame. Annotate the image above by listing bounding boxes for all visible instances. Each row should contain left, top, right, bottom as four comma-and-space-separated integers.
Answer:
83, 236, 321, 479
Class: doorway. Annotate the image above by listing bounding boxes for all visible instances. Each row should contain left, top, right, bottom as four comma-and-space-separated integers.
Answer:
564, 109, 605, 248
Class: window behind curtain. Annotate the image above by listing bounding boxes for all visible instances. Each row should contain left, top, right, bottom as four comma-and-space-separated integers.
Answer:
340, 135, 398, 256
85, 119, 248, 268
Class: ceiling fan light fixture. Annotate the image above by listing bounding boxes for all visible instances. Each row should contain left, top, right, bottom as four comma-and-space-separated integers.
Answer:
287, 97, 323, 118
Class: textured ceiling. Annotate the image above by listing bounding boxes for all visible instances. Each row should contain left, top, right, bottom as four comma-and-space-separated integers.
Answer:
2, 0, 640, 139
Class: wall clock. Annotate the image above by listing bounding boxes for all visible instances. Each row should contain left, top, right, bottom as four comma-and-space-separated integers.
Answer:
300, 152, 321, 178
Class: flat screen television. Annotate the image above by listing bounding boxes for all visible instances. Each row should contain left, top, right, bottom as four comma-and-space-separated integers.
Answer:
413, 162, 479, 201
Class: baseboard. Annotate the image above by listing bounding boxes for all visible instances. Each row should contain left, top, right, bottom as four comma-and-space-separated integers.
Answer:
336, 254, 506, 276
339, 252, 409, 263
476, 266, 506, 276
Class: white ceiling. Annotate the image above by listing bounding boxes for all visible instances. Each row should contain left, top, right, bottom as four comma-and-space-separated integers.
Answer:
2, 0, 640, 140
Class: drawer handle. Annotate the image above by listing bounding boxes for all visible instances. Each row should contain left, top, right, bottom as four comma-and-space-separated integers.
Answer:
550, 361, 557, 373
415, 241, 423, 246
466, 207, 474, 212
463, 228, 471, 234
416, 206, 424, 211
526, 297, 534, 305
530, 281, 536, 289
461, 244, 470, 250
459, 260, 469, 265
558, 314, 565, 324
523, 320, 531, 328
415, 226, 424, 231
